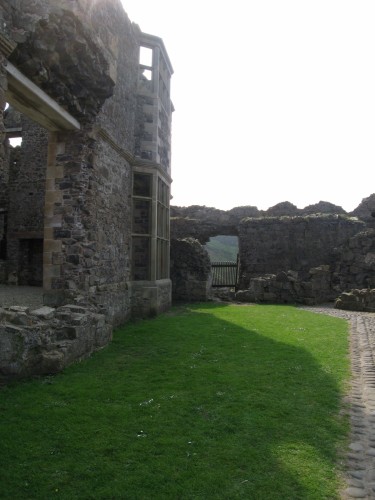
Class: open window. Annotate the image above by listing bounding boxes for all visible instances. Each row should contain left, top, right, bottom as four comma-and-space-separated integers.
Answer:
139, 46, 153, 85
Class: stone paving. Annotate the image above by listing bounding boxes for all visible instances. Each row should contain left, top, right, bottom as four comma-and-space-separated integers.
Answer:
300, 305, 375, 499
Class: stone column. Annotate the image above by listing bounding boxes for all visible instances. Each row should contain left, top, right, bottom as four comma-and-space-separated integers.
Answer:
43, 127, 97, 306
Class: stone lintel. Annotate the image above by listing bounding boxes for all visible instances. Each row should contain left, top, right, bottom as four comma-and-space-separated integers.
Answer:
5, 62, 80, 132
5, 126, 22, 137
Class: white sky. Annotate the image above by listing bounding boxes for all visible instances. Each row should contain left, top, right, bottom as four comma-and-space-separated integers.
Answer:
122, 0, 375, 212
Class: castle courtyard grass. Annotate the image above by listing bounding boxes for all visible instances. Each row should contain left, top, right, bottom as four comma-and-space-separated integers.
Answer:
0, 303, 350, 499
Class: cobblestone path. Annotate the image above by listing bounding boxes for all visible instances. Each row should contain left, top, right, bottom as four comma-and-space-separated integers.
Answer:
301, 306, 375, 499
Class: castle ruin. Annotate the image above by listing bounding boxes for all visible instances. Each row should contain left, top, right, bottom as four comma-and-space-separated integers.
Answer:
0, 0, 173, 378
0, 0, 374, 381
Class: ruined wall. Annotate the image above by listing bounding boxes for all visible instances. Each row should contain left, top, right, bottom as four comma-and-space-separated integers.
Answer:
0, 303, 111, 379
171, 216, 237, 244
5, 0, 115, 122
170, 201, 349, 244
44, 124, 171, 324
170, 201, 374, 306
333, 229, 375, 291
43, 126, 134, 326
239, 215, 365, 287
4, 0, 151, 325
0, 0, 173, 380
91, 0, 139, 151
236, 267, 335, 305
351, 194, 375, 228
170, 238, 212, 302
335, 288, 375, 312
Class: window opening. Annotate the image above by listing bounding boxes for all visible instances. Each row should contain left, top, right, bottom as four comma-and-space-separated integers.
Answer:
140, 46, 153, 67
156, 177, 169, 279
131, 173, 170, 281
132, 173, 152, 280
9, 137, 22, 147
140, 46, 153, 82
134, 173, 152, 197
141, 69, 152, 81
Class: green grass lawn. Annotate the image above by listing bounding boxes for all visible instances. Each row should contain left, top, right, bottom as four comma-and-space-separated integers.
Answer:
0, 303, 350, 499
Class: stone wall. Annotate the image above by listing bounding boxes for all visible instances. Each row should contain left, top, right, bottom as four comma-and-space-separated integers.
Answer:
236, 266, 334, 305
171, 216, 238, 244
170, 196, 373, 246
170, 200, 375, 308
335, 289, 375, 312
333, 229, 375, 291
0, 0, 174, 379
37, 1, 139, 321
130, 279, 172, 319
351, 194, 375, 228
238, 215, 365, 286
0, 303, 111, 380
6, 116, 48, 285
43, 128, 134, 327
171, 200, 348, 222
6, 0, 115, 122
170, 238, 212, 302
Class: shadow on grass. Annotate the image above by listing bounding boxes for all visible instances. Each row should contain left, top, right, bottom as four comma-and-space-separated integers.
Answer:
0, 303, 348, 499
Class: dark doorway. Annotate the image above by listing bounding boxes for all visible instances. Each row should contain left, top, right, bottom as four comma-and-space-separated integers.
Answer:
18, 238, 43, 286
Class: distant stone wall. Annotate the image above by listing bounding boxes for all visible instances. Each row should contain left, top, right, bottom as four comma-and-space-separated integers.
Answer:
171, 217, 237, 244
239, 215, 365, 287
170, 238, 212, 302
351, 194, 375, 228
333, 229, 375, 291
236, 266, 334, 305
170, 202, 375, 308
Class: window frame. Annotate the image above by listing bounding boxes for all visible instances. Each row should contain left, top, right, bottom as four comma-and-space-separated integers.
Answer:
131, 169, 170, 281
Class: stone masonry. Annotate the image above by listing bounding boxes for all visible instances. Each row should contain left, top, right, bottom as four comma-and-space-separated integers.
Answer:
0, 0, 173, 379
170, 238, 212, 302
171, 196, 375, 307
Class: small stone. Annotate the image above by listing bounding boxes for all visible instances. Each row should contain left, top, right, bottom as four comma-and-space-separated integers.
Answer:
348, 478, 364, 488
9, 305, 29, 313
350, 442, 364, 452
350, 471, 365, 480
345, 486, 367, 498
10, 313, 29, 326
30, 306, 55, 320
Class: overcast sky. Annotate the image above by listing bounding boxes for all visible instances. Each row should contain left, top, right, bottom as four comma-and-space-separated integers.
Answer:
122, 0, 375, 212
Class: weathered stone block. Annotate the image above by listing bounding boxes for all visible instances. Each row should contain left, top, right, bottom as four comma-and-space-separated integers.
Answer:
31, 306, 55, 319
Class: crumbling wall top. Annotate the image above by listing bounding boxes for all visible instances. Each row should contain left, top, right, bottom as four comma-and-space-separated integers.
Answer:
3, 0, 119, 121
